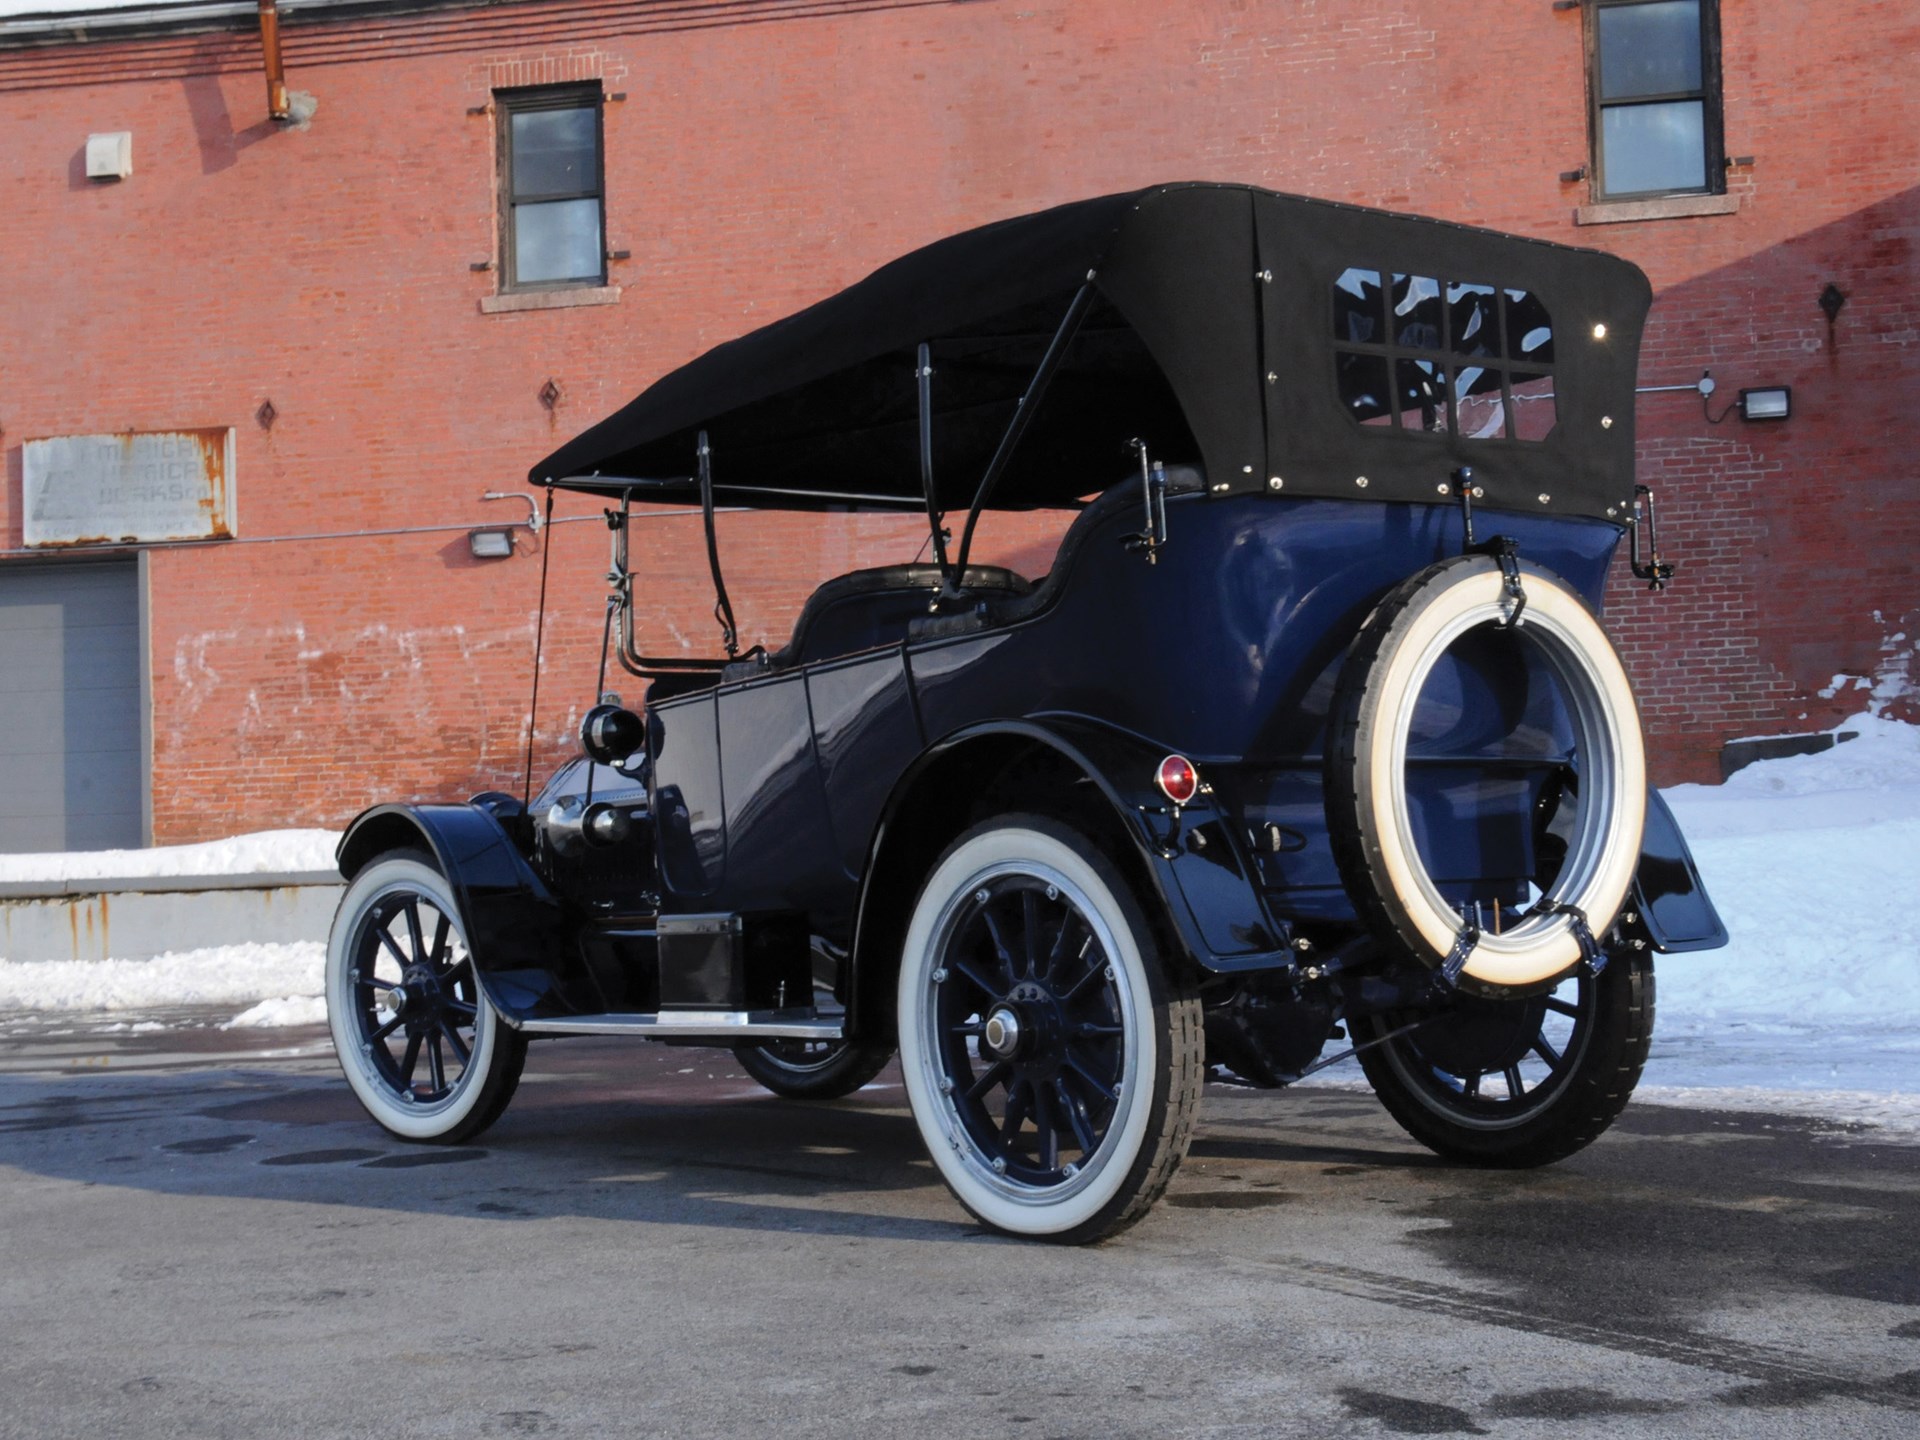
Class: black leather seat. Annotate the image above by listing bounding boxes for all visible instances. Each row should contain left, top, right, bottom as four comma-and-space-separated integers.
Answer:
721, 563, 1030, 681
905, 464, 1206, 641
721, 465, 1202, 679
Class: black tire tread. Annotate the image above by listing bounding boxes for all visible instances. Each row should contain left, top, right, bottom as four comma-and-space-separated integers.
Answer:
1093, 984, 1206, 1238
1036, 816, 1205, 1244
429, 1025, 529, 1145
1358, 948, 1655, 1168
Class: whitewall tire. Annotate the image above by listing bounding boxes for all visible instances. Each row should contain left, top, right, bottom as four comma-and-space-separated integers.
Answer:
897, 816, 1203, 1243
326, 852, 526, 1144
1328, 554, 1647, 992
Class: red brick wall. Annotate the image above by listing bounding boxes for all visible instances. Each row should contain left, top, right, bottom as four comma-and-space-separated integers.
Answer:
0, 0, 1914, 839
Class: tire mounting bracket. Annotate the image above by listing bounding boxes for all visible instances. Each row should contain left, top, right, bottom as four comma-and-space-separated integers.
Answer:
1527, 897, 1607, 977
1439, 917, 1481, 987
1475, 534, 1528, 628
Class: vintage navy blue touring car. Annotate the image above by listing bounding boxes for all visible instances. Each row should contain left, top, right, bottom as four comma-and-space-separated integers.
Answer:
327, 183, 1726, 1242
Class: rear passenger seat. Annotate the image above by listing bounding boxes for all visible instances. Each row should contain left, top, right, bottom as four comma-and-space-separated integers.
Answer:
720, 464, 1203, 680
721, 564, 1029, 682
907, 463, 1205, 641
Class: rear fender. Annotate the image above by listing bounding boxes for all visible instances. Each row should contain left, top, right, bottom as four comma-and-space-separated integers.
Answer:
846, 718, 1294, 1041
336, 803, 580, 1025
1631, 788, 1728, 953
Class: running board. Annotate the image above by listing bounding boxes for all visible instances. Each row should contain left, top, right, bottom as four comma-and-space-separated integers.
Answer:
517, 1009, 844, 1041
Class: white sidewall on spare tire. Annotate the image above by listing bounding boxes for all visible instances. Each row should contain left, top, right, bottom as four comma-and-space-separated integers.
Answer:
897, 825, 1154, 1237
1355, 559, 1645, 989
326, 856, 505, 1141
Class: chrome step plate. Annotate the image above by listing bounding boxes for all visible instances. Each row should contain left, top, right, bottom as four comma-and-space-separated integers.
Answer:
516, 1009, 844, 1041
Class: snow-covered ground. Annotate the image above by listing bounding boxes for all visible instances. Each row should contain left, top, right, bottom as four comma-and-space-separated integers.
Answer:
1639, 712, 1920, 1130
0, 942, 326, 1028
0, 720, 1914, 1131
0, 828, 337, 885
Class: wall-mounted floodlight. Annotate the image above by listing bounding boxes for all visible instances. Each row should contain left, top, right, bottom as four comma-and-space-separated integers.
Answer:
85, 132, 132, 181
1738, 386, 1791, 422
1654, 372, 1794, 426
468, 528, 516, 559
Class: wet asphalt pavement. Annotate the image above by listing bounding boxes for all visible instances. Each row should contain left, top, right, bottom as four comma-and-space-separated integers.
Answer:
1, 1012, 1917, 1439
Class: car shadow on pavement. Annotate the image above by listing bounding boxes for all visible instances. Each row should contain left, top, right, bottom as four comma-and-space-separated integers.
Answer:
0, 1039, 1016, 1244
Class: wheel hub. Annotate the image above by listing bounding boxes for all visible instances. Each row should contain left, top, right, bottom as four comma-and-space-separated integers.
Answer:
998, 981, 1068, 1077
1416, 993, 1550, 1076
982, 1005, 1023, 1060
390, 965, 443, 1027
929, 869, 1131, 1190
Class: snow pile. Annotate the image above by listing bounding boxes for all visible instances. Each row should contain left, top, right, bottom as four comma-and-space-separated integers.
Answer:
0, 829, 339, 885
1640, 714, 1920, 1126
1657, 714, 1920, 1024
224, 995, 329, 1030
0, 942, 324, 1014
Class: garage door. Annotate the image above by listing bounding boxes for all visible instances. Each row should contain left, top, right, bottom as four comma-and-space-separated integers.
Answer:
0, 561, 142, 852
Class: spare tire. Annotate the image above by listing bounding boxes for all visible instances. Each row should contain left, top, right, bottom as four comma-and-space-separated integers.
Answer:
1326, 552, 1646, 993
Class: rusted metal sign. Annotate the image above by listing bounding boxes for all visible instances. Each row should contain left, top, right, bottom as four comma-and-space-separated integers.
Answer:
22, 428, 236, 547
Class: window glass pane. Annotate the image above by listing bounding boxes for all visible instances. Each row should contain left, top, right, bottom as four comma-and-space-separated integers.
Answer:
1337, 352, 1394, 426
1601, 100, 1707, 194
1597, 1, 1702, 100
1448, 282, 1500, 359
1334, 264, 1554, 444
514, 198, 603, 284
1334, 267, 1385, 344
1392, 275, 1444, 349
1454, 367, 1506, 439
1504, 290, 1555, 365
510, 106, 599, 198
1395, 358, 1450, 433
1510, 373, 1557, 442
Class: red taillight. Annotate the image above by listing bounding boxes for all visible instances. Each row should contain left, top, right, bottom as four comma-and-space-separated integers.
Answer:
1156, 754, 1199, 805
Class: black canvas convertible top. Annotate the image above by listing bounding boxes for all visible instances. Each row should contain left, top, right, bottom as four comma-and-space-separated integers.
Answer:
533, 183, 1651, 523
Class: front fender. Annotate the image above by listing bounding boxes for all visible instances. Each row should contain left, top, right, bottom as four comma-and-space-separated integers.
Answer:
336, 803, 580, 1025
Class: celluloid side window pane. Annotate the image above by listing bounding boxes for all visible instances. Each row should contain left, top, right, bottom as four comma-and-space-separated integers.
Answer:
1395, 358, 1450, 433
1601, 101, 1707, 194
1453, 366, 1507, 439
510, 107, 599, 198
1447, 282, 1501, 359
1337, 352, 1394, 426
1597, 0, 1702, 101
1392, 275, 1444, 349
514, 198, 603, 283
1332, 270, 1552, 443
1504, 290, 1555, 366
1510, 373, 1557, 442
1334, 268, 1385, 343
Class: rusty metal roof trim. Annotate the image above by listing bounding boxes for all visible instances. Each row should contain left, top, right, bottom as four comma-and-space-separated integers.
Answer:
0, 0, 918, 51
0, 0, 510, 48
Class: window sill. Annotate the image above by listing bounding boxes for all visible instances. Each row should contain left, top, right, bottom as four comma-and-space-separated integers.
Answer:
479, 285, 621, 315
1573, 193, 1739, 226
